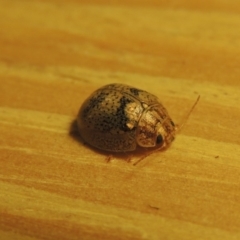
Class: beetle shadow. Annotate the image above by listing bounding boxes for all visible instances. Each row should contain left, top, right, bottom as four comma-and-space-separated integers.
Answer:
69, 119, 167, 164
69, 119, 85, 146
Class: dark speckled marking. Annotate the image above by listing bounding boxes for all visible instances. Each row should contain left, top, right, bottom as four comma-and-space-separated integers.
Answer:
129, 88, 140, 96
81, 89, 136, 133
82, 91, 108, 116
95, 95, 134, 132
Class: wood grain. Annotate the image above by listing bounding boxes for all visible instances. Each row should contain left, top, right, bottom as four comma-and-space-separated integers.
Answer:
1, 0, 240, 239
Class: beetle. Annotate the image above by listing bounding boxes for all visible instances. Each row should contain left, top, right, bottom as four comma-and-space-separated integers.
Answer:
77, 83, 176, 152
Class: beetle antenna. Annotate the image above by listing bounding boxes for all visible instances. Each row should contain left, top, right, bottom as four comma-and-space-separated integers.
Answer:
133, 152, 154, 166
133, 95, 200, 166
175, 95, 200, 133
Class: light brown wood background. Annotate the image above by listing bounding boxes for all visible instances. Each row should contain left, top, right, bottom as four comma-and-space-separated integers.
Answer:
1, 0, 240, 239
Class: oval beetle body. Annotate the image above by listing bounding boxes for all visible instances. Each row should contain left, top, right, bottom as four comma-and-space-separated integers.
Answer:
77, 83, 176, 152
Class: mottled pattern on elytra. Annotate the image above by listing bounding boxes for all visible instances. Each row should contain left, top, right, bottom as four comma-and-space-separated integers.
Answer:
101, 84, 160, 105
80, 88, 140, 133
77, 83, 176, 152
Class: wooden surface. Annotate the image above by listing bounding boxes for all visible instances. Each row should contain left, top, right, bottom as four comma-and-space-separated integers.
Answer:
1, 0, 240, 239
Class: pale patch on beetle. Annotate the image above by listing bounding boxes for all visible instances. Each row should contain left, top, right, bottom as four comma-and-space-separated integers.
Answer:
77, 83, 199, 164
124, 102, 142, 130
